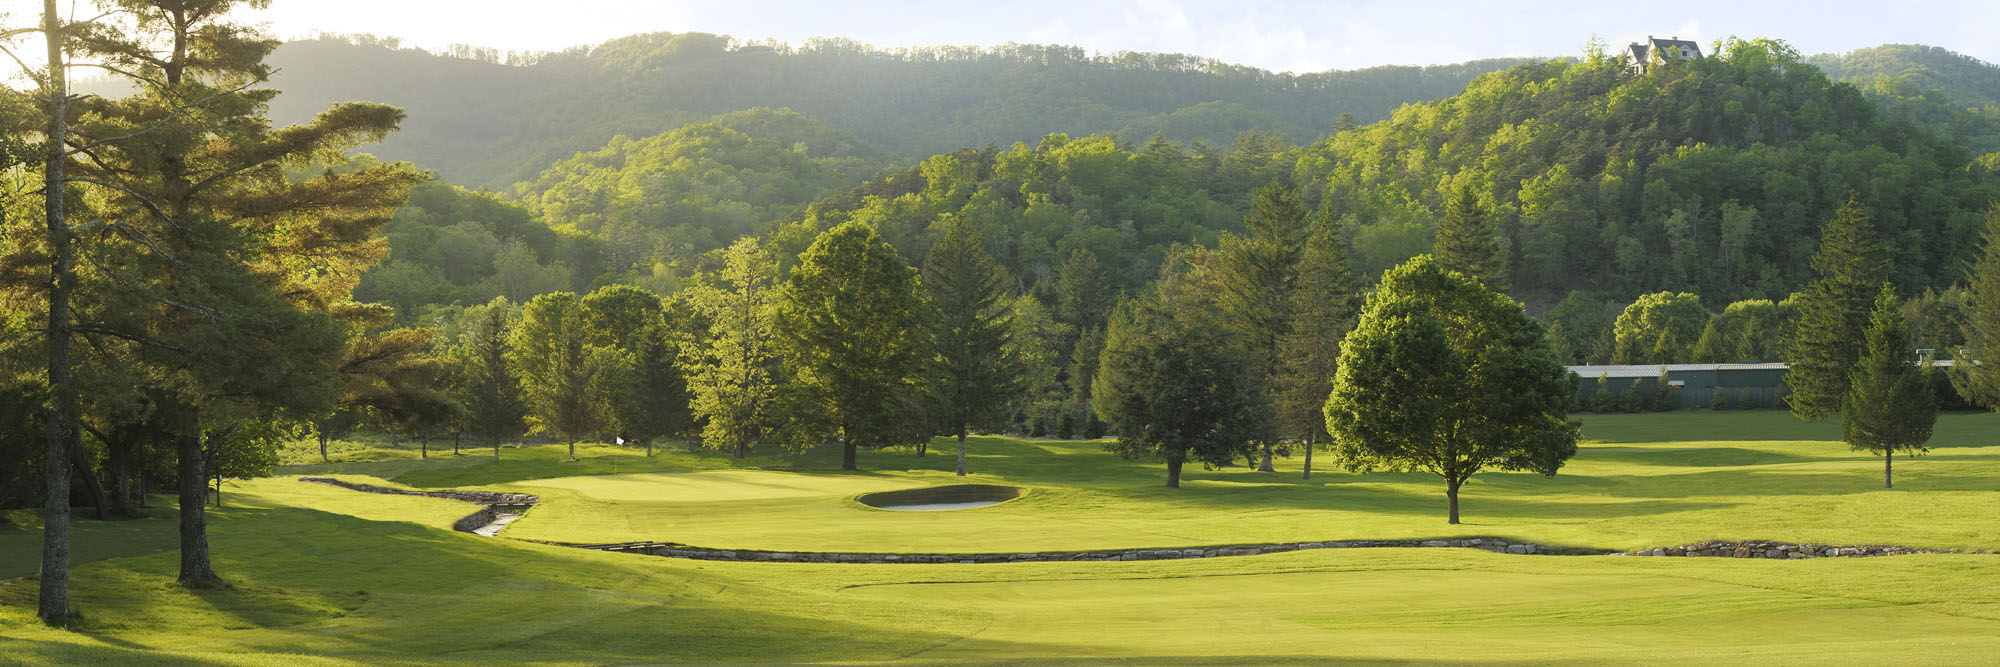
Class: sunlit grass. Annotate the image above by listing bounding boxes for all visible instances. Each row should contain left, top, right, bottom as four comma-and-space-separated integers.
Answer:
5, 410, 2000, 663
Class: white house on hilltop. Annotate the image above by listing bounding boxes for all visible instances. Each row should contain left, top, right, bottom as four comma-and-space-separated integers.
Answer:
1627, 36, 1703, 75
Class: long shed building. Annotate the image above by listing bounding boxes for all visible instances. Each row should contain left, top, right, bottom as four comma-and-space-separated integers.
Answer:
1568, 363, 1791, 409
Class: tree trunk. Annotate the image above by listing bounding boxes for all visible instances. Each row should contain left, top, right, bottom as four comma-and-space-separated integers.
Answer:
1166, 459, 1184, 488
38, 0, 75, 623
567, 438, 575, 461
390, 431, 398, 448
493, 439, 500, 460
70, 444, 108, 521
1302, 443, 1313, 481
955, 429, 968, 477
137, 444, 149, 509
733, 440, 746, 459
176, 421, 222, 588
318, 431, 329, 463
1446, 477, 1463, 525
453, 430, 460, 456
645, 439, 652, 458
916, 440, 926, 457
1885, 450, 1893, 489
212, 473, 221, 508
420, 434, 428, 459
1258, 442, 1275, 472
106, 433, 137, 518
842, 438, 858, 471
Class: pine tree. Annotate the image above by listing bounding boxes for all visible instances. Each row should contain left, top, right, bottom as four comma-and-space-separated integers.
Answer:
1950, 205, 2000, 407
776, 221, 929, 470
1785, 195, 1886, 420
452, 298, 527, 458
1692, 320, 1728, 363
1216, 181, 1310, 472
1842, 284, 1935, 488
922, 217, 1024, 476
58, 1, 423, 588
1433, 186, 1507, 292
510, 293, 614, 460
1054, 248, 1111, 329
1274, 212, 1359, 479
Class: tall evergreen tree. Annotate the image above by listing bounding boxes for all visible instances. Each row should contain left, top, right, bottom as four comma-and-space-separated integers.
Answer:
32, 0, 75, 624
1216, 181, 1309, 472
1274, 212, 1359, 479
1785, 195, 1886, 420
1950, 205, 2000, 408
1053, 248, 1111, 329
1842, 284, 1936, 488
776, 221, 928, 470
922, 218, 1023, 476
451, 297, 528, 458
682, 238, 781, 459
58, 0, 423, 588
1691, 320, 1728, 363
1432, 185, 1507, 292
510, 293, 615, 459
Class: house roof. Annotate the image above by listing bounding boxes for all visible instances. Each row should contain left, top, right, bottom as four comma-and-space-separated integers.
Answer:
1648, 37, 1703, 57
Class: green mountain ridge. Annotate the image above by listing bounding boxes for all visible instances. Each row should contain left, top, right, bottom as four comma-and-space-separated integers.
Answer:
259, 33, 1535, 187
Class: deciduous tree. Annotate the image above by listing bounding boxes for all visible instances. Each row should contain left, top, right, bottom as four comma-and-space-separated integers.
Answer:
1324, 255, 1578, 524
776, 221, 928, 469
682, 237, 780, 458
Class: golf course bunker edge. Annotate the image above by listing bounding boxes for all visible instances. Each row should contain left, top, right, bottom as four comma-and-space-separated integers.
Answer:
858, 484, 1025, 511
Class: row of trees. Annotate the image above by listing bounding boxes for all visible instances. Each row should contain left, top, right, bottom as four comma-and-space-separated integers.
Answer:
395, 215, 1027, 477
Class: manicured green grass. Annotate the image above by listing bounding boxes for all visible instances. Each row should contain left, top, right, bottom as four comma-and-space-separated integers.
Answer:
5, 410, 2000, 663
458, 411, 2000, 553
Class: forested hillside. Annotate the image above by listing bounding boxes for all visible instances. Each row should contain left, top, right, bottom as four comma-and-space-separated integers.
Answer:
259, 33, 1531, 187
1302, 38, 2000, 304
343, 35, 2000, 330
1809, 44, 2000, 155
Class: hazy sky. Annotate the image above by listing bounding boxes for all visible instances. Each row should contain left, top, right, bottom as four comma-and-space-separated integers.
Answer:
225, 0, 2000, 73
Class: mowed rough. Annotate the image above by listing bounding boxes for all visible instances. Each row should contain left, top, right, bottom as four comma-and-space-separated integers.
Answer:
3, 411, 2000, 664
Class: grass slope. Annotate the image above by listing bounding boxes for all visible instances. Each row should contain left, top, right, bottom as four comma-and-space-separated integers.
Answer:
3, 411, 1999, 664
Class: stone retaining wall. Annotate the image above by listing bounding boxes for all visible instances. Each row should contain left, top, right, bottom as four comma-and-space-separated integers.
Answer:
555, 536, 1581, 564
1612, 540, 1959, 559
